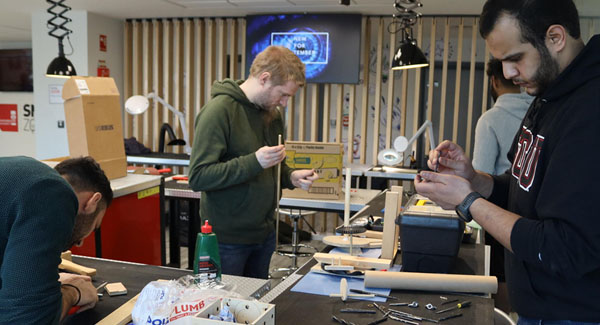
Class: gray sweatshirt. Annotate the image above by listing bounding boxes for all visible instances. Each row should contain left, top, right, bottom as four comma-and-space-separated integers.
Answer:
472, 92, 534, 175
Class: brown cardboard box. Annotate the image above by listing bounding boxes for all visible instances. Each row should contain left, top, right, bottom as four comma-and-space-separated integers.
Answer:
283, 141, 343, 200
62, 77, 126, 179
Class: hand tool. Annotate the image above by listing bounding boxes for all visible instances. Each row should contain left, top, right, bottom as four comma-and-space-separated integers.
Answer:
349, 289, 398, 300
96, 281, 108, 297
340, 308, 377, 314
440, 298, 458, 305
389, 301, 418, 307
438, 313, 463, 322
435, 301, 471, 314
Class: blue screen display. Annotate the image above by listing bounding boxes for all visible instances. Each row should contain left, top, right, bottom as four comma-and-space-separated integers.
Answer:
246, 14, 361, 84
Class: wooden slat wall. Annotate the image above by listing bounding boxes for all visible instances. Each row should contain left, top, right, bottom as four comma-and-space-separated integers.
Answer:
126, 16, 599, 170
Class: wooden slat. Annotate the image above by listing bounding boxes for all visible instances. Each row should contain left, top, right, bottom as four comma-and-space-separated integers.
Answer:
438, 17, 450, 145
133, 20, 143, 142
399, 66, 408, 140
240, 18, 247, 79
372, 17, 384, 164
163, 20, 174, 142
173, 19, 184, 153
228, 18, 238, 79
411, 18, 424, 153
385, 20, 396, 149
310, 84, 318, 141
335, 84, 343, 144
589, 19, 595, 43
347, 85, 356, 163
452, 18, 465, 143
206, 19, 216, 106
142, 20, 153, 149
152, 20, 163, 152
298, 87, 306, 141
124, 21, 133, 138
193, 18, 205, 144
425, 18, 436, 153
184, 19, 194, 152
322, 84, 331, 141
217, 18, 226, 81
465, 18, 479, 157
359, 17, 370, 164
481, 46, 490, 116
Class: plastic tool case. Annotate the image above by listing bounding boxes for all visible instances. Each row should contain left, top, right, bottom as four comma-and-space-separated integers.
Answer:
397, 194, 465, 273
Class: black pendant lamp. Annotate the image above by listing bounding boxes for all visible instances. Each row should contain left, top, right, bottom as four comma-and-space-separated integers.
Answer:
46, 0, 77, 78
390, 0, 428, 71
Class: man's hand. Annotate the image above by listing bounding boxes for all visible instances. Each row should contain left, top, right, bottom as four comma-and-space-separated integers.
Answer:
414, 171, 472, 210
256, 145, 286, 169
59, 273, 98, 312
291, 169, 319, 190
429, 140, 476, 181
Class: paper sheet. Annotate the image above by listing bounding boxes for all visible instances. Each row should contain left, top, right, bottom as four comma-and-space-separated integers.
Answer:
291, 271, 391, 302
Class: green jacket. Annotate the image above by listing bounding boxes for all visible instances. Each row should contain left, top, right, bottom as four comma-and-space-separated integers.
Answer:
188, 79, 295, 244
0, 156, 78, 324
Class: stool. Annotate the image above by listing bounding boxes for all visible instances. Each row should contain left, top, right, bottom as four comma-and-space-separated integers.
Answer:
270, 209, 318, 278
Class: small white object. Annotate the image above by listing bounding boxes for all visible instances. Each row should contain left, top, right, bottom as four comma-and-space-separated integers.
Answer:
125, 95, 149, 115
329, 278, 375, 301
393, 136, 409, 152
378, 149, 402, 166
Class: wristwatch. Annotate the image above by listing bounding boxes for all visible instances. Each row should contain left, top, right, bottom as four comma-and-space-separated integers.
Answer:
455, 192, 483, 223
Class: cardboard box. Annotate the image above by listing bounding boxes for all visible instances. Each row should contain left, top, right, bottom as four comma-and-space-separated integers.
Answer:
62, 77, 126, 179
283, 141, 343, 200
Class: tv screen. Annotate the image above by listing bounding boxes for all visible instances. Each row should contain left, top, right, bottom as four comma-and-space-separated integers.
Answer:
0, 49, 33, 92
246, 14, 362, 84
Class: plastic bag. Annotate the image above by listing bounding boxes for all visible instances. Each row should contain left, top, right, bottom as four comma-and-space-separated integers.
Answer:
131, 275, 243, 325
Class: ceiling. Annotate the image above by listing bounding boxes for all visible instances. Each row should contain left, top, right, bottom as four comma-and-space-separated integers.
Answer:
1, 0, 599, 42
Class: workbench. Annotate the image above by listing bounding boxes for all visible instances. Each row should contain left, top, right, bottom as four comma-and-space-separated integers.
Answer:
63, 255, 271, 324
264, 243, 494, 324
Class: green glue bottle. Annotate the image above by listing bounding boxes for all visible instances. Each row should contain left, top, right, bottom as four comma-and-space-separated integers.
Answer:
193, 220, 221, 282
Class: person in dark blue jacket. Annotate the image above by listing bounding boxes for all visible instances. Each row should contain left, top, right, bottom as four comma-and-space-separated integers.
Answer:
415, 0, 600, 323
0, 156, 112, 324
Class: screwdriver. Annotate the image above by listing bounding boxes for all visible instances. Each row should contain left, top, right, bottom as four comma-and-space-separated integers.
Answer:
435, 301, 471, 314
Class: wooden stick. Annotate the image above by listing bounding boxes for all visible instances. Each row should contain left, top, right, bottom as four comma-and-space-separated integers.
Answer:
59, 259, 97, 277
96, 293, 139, 325
343, 167, 352, 227
276, 134, 282, 252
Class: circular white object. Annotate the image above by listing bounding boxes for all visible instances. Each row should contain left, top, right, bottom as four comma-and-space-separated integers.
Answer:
393, 136, 409, 152
125, 95, 149, 115
377, 149, 402, 166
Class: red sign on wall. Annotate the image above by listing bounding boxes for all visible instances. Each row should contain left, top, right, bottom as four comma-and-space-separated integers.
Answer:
97, 60, 110, 77
99, 34, 107, 52
0, 104, 18, 132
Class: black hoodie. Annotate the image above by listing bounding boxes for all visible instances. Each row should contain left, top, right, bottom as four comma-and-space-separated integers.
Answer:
489, 35, 600, 321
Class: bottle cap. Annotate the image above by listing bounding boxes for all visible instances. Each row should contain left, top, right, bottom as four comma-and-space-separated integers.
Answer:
201, 220, 212, 234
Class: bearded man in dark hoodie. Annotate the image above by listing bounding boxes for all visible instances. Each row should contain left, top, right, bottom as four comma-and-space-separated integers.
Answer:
189, 46, 318, 279
414, 0, 600, 323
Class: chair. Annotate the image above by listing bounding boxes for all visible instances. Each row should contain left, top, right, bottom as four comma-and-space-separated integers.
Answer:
270, 209, 318, 278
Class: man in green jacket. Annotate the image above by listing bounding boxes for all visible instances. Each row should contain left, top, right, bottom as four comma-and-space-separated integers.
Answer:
0, 156, 113, 324
189, 45, 318, 279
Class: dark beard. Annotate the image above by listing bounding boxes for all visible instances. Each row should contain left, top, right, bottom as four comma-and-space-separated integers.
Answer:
66, 209, 99, 249
531, 45, 560, 96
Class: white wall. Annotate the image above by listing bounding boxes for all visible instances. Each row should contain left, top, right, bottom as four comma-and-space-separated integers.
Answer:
32, 10, 124, 160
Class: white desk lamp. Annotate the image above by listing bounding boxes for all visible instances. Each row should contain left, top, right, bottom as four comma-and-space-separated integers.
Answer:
377, 120, 436, 166
125, 93, 192, 155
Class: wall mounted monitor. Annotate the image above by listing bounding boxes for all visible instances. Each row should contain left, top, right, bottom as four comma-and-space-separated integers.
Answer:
246, 14, 362, 84
0, 49, 33, 92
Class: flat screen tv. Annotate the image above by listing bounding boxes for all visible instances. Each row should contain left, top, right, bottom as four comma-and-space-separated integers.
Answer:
0, 49, 33, 92
246, 14, 362, 84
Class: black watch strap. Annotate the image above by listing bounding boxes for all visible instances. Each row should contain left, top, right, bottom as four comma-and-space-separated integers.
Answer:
455, 192, 483, 223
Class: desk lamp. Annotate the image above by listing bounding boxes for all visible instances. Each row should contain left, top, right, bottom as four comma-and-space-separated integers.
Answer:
125, 93, 192, 154
377, 120, 435, 166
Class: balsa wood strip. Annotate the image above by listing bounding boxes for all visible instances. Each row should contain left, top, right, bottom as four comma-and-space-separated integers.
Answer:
240, 18, 247, 79
193, 18, 205, 144
372, 17, 384, 163
425, 18, 436, 153
438, 17, 450, 145
347, 86, 356, 163
452, 18, 464, 143
142, 20, 153, 149
465, 18, 478, 158
298, 87, 306, 141
228, 18, 238, 79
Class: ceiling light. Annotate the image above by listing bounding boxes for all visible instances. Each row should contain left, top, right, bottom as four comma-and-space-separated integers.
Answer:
46, 0, 77, 78
389, 0, 428, 70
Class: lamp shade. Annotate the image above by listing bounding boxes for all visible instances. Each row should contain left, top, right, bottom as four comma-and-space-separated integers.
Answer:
391, 39, 429, 70
46, 55, 77, 78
